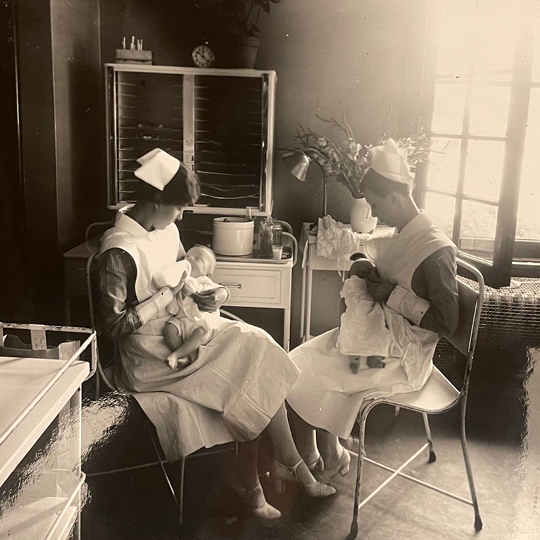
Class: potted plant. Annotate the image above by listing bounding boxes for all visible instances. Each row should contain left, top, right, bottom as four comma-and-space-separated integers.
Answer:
220, 0, 283, 68
288, 114, 430, 231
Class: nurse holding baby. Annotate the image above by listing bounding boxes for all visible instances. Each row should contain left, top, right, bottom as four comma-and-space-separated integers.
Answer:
286, 139, 460, 483
96, 149, 334, 522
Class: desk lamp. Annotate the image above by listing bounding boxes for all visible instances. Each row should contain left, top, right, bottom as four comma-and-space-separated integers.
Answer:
281, 150, 328, 218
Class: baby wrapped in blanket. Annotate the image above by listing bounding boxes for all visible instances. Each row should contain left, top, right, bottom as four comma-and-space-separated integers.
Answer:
337, 259, 391, 373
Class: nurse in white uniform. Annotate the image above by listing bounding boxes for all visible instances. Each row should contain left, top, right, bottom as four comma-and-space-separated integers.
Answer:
287, 140, 459, 484
96, 149, 335, 521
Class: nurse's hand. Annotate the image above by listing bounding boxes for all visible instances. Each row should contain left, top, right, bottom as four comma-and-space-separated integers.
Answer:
191, 287, 228, 312
365, 274, 395, 303
349, 259, 376, 279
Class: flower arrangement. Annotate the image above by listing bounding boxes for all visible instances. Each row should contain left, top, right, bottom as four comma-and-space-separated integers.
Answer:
291, 114, 430, 199
220, 0, 283, 37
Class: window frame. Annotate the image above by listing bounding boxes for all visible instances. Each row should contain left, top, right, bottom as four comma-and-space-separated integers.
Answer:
415, 0, 539, 287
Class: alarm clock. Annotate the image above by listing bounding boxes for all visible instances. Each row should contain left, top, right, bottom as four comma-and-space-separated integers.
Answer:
192, 44, 215, 68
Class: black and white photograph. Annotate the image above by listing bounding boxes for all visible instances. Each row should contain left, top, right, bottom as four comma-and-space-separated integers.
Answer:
1, 1, 539, 539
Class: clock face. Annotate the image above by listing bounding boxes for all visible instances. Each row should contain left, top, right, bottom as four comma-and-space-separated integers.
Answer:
192, 45, 215, 68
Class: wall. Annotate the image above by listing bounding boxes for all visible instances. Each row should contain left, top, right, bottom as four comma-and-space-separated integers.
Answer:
17, 0, 59, 320
0, 0, 28, 321
262, 0, 410, 229
50, 0, 103, 249
14, 0, 102, 322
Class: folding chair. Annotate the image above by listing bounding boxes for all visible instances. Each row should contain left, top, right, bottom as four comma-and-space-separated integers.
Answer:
85, 249, 239, 525
347, 258, 485, 539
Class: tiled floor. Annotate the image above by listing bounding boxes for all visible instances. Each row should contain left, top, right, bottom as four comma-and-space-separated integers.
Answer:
77, 347, 540, 540
2, 346, 539, 539
80, 407, 539, 540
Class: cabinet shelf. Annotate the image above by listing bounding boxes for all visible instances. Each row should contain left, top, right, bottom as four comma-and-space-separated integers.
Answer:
105, 64, 276, 216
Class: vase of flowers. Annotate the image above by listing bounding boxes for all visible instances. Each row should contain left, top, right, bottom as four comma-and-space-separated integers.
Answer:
289, 114, 430, 232
350, 197, 377, 234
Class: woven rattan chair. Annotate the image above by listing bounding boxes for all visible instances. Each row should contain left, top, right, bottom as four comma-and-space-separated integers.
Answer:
347, 258, 485, 539
86, 248, 239, 525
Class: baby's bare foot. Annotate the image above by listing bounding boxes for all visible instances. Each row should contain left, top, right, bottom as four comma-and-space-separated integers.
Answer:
349, 356, 361, 374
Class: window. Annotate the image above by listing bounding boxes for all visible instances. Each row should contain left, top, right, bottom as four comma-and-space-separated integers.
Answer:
417, 0, 540, 287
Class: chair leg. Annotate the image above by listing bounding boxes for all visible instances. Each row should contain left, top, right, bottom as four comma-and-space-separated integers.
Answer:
460, 400, 483, 531
146, 421, 179, 520
179, 457, 186, 526
95, 370, 101, 400
347, 409, 368, 540
422, 413, 436, 463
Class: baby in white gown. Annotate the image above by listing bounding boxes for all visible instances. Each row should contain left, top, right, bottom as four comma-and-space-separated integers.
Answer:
163, 246, 222, 370
337, 259, 392, 373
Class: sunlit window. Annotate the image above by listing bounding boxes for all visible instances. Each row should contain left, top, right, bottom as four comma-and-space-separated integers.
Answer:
420, 0, 540, 284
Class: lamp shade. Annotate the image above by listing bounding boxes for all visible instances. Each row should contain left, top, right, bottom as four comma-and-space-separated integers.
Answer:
281, 150, 311, 182
281, 149, 328, 217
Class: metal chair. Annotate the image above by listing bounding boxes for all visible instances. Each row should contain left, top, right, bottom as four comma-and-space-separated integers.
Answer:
347, 258, 485, 539
85, 248, 239, 525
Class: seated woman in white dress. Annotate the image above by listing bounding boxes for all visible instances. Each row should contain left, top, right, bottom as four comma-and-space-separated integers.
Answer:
95, 149, 334, 522
287, 139, 459, 483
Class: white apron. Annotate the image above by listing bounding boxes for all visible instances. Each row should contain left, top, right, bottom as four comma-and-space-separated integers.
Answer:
100, 212, 300, 461
287, 212, 456, 438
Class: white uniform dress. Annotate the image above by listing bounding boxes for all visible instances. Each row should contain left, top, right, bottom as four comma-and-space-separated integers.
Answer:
287, 212, 456, 439
99, 212, 300, 461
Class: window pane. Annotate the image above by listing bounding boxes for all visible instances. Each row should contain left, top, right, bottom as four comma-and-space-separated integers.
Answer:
425, 138, 460, 193
469, 85, 510, 137
459, 200, 498, 262
475, 72, 513, 83
431, 84, 466, 135
463, 140, 504, 201
424, 191, 455, 239
435, 0, 476, 77
516, 88, 540, 240
532, 17, 540, 83
475, 0, 522, 73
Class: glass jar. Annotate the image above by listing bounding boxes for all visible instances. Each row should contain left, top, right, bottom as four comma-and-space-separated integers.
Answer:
259, 218, 274, 258
272, 222, 283, 246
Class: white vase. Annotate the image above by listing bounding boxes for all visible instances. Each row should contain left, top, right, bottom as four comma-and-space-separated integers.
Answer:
350, 197, 377, 233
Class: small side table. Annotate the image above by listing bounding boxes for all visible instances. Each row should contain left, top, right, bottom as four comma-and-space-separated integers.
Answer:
299, 222, 393, 342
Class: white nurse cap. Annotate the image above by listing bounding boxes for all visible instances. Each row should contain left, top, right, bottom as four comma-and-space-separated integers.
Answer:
368, 138, 414, 185
134, 149, 181, 191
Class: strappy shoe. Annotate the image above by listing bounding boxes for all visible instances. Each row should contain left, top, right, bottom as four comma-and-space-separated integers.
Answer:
318, 448, 351, 483
308, 455, 325, 477
229, 476, 281, 520
268, 459, 336, 498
